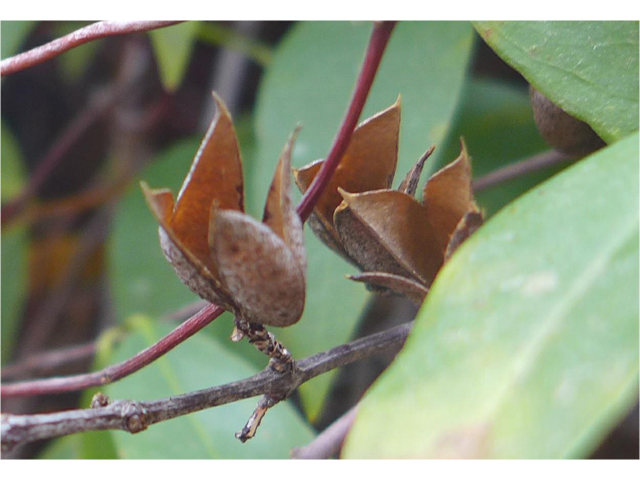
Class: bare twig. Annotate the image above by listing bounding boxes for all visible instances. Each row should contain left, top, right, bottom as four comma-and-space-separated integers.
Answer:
1, 342, 99, 382
472, 149, 573, 193
1, 21, 183, 76
291, 405, 359, 459
296, 21, 396, 222
1, 321, 412, 453
1, 304, 224, 398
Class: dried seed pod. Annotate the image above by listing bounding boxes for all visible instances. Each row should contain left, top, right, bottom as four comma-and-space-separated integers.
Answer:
142, 93, 306, 327
294, 97, 401, 262
295, 99, 483, 304
530, 85, 605, 157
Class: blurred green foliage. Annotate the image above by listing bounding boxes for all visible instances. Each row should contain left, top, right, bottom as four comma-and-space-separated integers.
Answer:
1, 21, 637, 459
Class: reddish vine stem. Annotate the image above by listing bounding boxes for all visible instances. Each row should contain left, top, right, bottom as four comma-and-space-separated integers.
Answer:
296, 20, 396, 222
0, 21, 183, 77
1, 304, 224, 397
0, 21, 396, 400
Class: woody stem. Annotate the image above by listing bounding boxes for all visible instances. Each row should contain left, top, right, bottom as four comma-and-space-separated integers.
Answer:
233, 318, 294, 373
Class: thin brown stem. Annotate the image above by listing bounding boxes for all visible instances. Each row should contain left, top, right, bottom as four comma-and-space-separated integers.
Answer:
472, 149, 573, 193
296, 21, 396, 222
1, 342, 99, 381
1, 304, 224, 398
1, 21, 183, 77
1, 321, 412, 453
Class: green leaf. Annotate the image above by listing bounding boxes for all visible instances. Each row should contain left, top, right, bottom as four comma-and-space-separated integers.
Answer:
197, 22, 272, 67
1, 122, 27, 201
343, 132, 639, 458
149, 22, 200, 91
51, 22, 100, 82
473, 21, 639, 143
38, 434, 84, 459
103, 315, 314, 459
109, 138, 204, 321
1, 20, 34, 59
1, 225, 27, 365
252, 20, 474, 420
38, 425, 118, 459
438, 78, 558, 217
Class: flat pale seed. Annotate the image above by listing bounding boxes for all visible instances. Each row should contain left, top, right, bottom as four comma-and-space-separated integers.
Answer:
171, 93, 244, 270
211, 210, 305, 327
336, 189, 444, 287
423, 140, 477, 251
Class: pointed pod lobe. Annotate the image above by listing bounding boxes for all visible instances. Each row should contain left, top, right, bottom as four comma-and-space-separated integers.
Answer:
172, 92, 244, 270
422, 140, 477, 251
294, 98, 401, 250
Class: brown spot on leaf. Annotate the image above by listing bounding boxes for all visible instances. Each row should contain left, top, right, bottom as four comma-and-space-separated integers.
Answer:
433, 423, 492, 459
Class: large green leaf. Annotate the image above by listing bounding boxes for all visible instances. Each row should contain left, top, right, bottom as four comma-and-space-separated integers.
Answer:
0, 225, 27, 365
252, 20, 475, 420
149, 22, 200, 91
103, 315, 314, 458
50, 22, 100, 82
1, 124, 28, 365
343, 132, 639, 458
0, 20, 34, 59
1, 122, 27, 201
473, 21, 639, 143
109, 138, 204, 321
438, 78, 560, 217
38, 434, 84, 459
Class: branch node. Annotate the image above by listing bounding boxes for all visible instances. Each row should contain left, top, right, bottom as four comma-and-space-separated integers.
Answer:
234, 317, 294, 371
90, 392, 110, 408
119, 401, 150, 434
